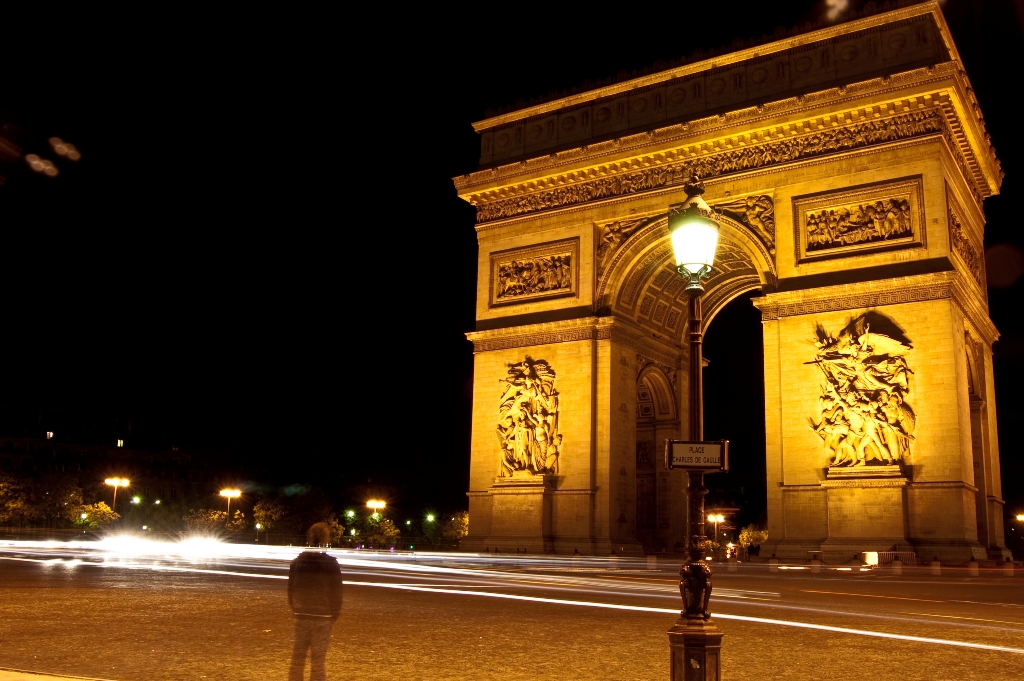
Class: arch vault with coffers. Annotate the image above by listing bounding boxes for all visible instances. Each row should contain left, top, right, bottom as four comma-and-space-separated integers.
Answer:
456, 3, 1009, 561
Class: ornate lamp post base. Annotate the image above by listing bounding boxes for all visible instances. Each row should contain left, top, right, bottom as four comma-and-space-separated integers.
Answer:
668, 618, 724, 681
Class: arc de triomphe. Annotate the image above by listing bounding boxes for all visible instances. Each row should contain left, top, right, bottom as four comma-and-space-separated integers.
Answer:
453, 2, 1008, 562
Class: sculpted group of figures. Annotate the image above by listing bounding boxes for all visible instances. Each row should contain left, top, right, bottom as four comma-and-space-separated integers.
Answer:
809, 316, 916, 467
476, 109, 943, 222
806, 197, 913, 250
496, 255, 571, 299
497, 357, 561, 476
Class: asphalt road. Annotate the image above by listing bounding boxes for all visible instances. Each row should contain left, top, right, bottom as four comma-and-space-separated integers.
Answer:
0, 541, 1022, 680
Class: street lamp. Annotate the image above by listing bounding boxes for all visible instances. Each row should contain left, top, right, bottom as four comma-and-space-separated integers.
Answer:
666, 175, 725, 681
367, 500, 386, 519
1016, 514, 1024, 522
708, 513, 725, 549
220, 489, 241, 517
104, 478, 130, 512
255, 523, 262, 542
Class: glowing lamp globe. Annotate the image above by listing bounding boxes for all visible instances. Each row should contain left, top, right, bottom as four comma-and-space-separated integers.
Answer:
668, 176, 721, 292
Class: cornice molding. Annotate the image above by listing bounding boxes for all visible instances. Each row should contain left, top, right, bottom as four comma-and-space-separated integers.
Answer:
466, 317, 601, 353
752, 270, 998, 344
463, 100, 989, 226
471, 2, 955, 130
466, 315, 680, 367
456, 61, 998, 198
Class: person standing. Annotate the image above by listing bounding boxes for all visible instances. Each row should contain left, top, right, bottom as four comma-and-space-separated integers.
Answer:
289, 522, 343, 681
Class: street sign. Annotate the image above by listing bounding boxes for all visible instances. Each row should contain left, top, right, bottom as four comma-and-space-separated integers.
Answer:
665, 440, 729, 471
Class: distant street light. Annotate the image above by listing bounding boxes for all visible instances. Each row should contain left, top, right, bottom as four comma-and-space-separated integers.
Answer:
104, 478, 130, 512
367, 500, 386, 518
345, 510, 356, 519
220, 489, 242, 517
425, 514, 435, 523
708, 513, 725, 547
255, 523, 262, 542
131, 496, 141, 505
1016, 514, 1024, 522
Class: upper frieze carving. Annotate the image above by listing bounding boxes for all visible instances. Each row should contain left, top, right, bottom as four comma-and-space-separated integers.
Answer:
497, 255, 572, 300
794, 177, 924, 262
489, 238, 579, 307
806, 198, 912, 252
473, 108, 949, 224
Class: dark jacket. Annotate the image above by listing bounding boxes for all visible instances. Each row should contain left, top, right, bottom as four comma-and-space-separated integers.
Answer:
288, 551, 343, 620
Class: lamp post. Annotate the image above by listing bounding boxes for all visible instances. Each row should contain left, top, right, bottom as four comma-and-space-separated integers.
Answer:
220, 489, 241, 517
367, 499, 386, 518
708, 514, 724, 550
666, 175, 724, 681
104, 478, 130, 513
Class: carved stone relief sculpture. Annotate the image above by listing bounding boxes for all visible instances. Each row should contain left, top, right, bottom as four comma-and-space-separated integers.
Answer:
808, 314, 916, 467
795, 178, 923, 262
713, 195, 776, 253
490, 238, 579, 306
596, 218, 646, 277
497, 356, 561, 476
948, 206, 983, 288
806, 197, 912, 250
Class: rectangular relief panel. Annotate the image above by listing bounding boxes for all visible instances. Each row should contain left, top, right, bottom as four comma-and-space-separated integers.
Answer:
489, 237, 579, 307
793, 176, 925, 263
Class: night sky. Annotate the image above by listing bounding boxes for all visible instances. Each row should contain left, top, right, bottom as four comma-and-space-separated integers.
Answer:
2, 1, 1022, 520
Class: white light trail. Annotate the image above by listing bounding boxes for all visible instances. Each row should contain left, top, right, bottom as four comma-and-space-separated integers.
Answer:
3, 542, 1023, 655
349, 582, 1024, 655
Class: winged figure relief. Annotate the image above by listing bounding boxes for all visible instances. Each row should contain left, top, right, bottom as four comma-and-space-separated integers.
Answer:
714, 195, 775, 250
497, 356, 561, 476
808, 315, 916, 467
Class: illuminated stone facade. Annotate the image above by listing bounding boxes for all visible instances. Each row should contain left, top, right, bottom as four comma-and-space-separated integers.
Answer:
456, 2, 1009, 561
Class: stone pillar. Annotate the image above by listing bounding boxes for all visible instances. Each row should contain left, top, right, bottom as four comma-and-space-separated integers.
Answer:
484, 472, 554, 553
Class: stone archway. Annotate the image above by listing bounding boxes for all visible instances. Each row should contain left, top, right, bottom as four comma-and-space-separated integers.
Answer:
459, 3, 1009, 561
635, 363, 680, 553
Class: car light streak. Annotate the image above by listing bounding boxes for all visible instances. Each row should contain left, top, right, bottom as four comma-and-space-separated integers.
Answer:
349, 582, 1024, 655
4, 546, 1023, 654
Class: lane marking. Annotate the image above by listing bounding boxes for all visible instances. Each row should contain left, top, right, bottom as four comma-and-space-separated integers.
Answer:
349, 582, 1024, 655
904, 612, 1024, 627
951, 599, 1024, 610
802, 589, 942, 603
